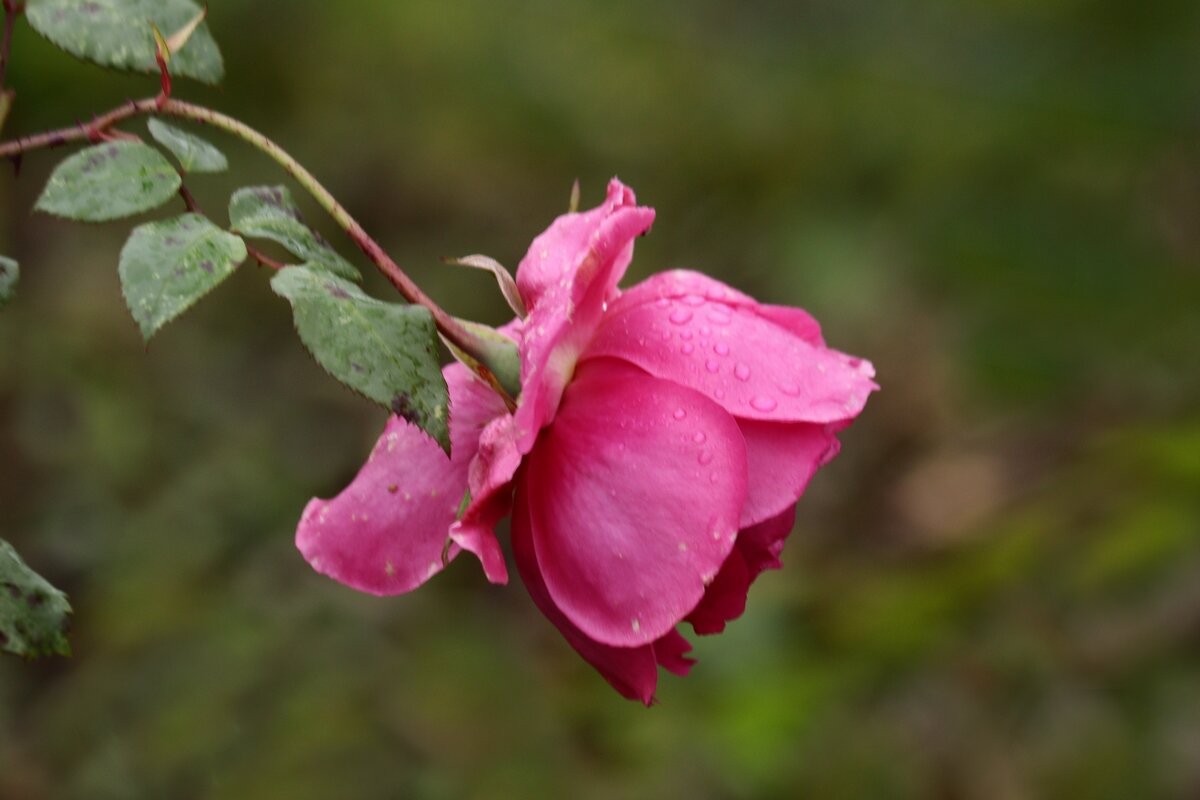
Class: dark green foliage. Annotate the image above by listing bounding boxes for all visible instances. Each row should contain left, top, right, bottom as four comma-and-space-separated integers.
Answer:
147, 119, 228, 174
229, 186, 359, 281
271, 266, 450, 451
25, 0, 224, 84
119, 213, 247, 340
0, 540, 71, 658
35, 142, 181, 222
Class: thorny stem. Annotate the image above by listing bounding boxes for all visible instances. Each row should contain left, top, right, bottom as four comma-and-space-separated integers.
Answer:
0, 96, 519, 404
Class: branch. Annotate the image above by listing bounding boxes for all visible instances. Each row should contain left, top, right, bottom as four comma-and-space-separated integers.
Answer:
0, 96, 518, 401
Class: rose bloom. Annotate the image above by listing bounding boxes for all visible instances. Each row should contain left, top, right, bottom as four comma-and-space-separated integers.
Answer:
296, 179, 876, 703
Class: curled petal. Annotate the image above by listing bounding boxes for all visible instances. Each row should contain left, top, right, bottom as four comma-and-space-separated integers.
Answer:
515, 178, 645, 312
295, 364, 506, 595
654, 629, 697, 677
739, 419, 840, 527
513, 179, 656, 452
586, 278, 877, 424
525, 358, 747, 647
687, 506, 798, 636
449, 413, 523, 584
736, 505, 798, 579
686, 548, 750, 635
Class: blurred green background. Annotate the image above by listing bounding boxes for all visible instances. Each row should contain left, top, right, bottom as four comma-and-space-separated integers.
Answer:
2, 1, 1199, 797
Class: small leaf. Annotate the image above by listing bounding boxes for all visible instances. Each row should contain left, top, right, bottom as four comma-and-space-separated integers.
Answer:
443, 254, 527, 319
0, 539, 71, 659
25, 0, 224, 85
147, 118, 228, 174
36, 141, 182, 222
229, 186, 359, 281
119, 213, 247, 340
271, 266, 450, 452
0, 256, 17, 310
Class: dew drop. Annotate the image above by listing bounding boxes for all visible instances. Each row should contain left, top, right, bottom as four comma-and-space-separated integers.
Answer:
708, 309, 732, 325
693, 432, 707, 444
779, 383, 802, 397
734, 363, 752, 381
682, 294, 705, 307
681, 343, 695, 354
714, 342, 731, 356
656, 297, 670, 308
700, 326, 711, 336
673, 408, 687, 420
715, 388, 726, 400
698, 450, 714, 465
679, 330, 694, 341
669, 308, 693, 325
750, 396, 778, 412
705, 359, 720, 373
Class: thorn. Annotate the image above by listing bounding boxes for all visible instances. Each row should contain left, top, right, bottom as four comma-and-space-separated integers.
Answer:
8, 153, 21, 177
165, 5, 207, 55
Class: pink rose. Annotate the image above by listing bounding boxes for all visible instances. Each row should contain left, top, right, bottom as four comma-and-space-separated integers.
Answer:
296, 179, 876, 703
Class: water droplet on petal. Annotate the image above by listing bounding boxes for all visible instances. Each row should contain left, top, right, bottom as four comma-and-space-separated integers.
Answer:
779, 383, 802, 396
656, 297, 670, 308
734, 363, 751, 381
714, 342, 731, 356
750, 396, 778, 412
682, 294, 705, 307
681, 343, 695, 354
700, 326, 711, 336
705, 359, 720, 373
669, 308, 693, 325
697, 450, 714, 465
679, 330, 693, 341
673, 408, 687, 420
693, 432, 707, 444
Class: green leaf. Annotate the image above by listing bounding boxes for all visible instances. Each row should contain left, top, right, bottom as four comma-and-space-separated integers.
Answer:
271, 266, 450, 451
119, 213, 247, 340
0, 256, 17, 310
25, 0, 224, 85
229, 186, 360, 282
147, 118, 228, 174
0, 539, 71, 659
36, 142, 182, 222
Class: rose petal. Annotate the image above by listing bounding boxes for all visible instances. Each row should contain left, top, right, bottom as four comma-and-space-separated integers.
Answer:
687, 506, 798, 636
515, 178, 643, 311
449, 413, 523, 584
739, 419, 840, 527
525, 358, 747, 647
586, 279, 877, 424
513, 180, 656, 452
654, 629, 697, 676
295, 364, 506, 595
511, 478, 660, 705
736, 505, 798, 578
686, 548, 750, 635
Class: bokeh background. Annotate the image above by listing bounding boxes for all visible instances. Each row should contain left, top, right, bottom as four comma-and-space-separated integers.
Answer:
2, 1, 1199, 797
